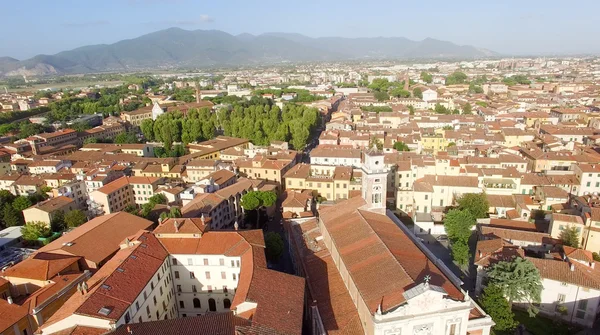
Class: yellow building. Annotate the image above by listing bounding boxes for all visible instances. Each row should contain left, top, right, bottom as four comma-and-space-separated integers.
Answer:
284, 164, 354, 201
22, 196, 76, 226
421, 129, 448, 155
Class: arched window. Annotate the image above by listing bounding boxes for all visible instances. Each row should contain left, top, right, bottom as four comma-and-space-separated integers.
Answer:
223, 298, 231, 309
193, 298, 201, 308
208, 298, 216, 312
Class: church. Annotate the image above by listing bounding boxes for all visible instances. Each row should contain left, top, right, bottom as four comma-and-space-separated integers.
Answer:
286, 148, 494, 335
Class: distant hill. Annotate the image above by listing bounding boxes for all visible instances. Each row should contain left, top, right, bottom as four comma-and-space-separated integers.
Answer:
0, 28, 498, 76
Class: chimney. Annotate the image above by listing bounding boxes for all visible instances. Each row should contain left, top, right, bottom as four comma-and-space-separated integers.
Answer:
174, 220, 179, 233
201, 214, 205, 225
7, 296, 13, 304
127, 326, 133, 334
234, 220, 239, 231
570, 262, 575, 271
82, 281, 88, 294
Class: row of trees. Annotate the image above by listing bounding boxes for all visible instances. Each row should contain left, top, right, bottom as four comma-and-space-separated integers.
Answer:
444, 193, 489, 266
141, 99, 320, 151
0, 190, 49, 229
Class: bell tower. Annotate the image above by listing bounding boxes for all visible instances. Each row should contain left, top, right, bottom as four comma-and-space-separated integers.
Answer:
361, 146, 388, 210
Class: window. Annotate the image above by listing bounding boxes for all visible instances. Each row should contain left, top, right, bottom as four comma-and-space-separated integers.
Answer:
236, 260, 240, 267
231, 260, 235, 267
448, 323, 457, 335
221, 272, 226, 279
190, 272, 195, 279
560, 282, 567, 286
205, 271, 211, 279
223, 286, 228, 293
224, 298, 231, 309
153, 296, 157, 306
135, 301, 140, 311
187, 258, 193, 265
125, 311, 131, 324
193, 298, 201, 308
207, 285, 213, 292
179, 301, 185, 308
177, 285, 181, 292
576, 299, 588, 319
174, 271, 180, 279
208, 298, 217, 312
146, 306, 150, 315
192, 285, 197, 293
203, 258, 209, 266
232, 273, 237, 281
219, 258, 225, 266
424, 195, 428, 200
557, 293, 566, 304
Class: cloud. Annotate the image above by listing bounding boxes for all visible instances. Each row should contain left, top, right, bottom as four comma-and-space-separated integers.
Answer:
62, 20, 110, 27
145, 15, 215, 26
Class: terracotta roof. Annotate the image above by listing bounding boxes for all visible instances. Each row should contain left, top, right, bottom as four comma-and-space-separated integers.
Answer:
109, 312, 250, 335
25, 196, 74, 213
563, 246, 594, 264
154, 218, 209, 235
479, 226, 556, 245
0, 298, 29, 333
51, 326, 109, 335
319, 197, 464, 314
527, 257, 600, 290
487, 219, 539, 232
2, 252, 80, 281
281, 190, 312, 209
38, 212, 153, 265
156, 230, 264, 256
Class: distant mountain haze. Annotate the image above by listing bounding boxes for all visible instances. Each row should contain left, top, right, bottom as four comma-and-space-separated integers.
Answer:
0, 28, 497, 76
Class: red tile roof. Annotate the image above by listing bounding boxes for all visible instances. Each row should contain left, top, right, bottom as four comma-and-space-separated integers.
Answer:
319, 197, 464, 314
2, 252, 81, 281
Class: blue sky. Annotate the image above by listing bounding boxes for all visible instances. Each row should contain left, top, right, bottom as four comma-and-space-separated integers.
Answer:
3, 0, 599, 59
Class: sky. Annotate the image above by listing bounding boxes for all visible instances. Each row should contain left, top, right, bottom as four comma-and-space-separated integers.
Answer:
2, 0, 599, 60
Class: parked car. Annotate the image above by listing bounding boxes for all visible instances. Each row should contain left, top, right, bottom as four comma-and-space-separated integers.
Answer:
436, 235, 448, 241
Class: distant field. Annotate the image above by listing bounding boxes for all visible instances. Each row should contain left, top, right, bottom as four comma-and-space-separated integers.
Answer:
5, 80, 124, 93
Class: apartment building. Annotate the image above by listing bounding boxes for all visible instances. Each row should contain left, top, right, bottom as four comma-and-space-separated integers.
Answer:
182, 159, 219, 183
309, 145, 362, 167
22, 196, 76, 226
574, 163, 600, 196
236, 153, 297, 186
27, 160, 72, 175
39, 232, 176, 334
283, 164, 355, 201
89, 176, 162, 215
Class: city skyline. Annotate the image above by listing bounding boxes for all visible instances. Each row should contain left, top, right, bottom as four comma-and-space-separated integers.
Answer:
3, 0, 600, 59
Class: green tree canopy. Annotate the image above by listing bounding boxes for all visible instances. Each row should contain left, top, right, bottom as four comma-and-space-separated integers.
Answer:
413, 87, 423, 99
420, 72, 433, 84
3, 203, 23, 227
457, 193, 489, 219
390, 87, 411, 98
559, 225, 580, 248
265, 232, 284, 262
463, 103, 473, 115
368, 78, 392, 92
479, 285, 518, 331
114, 131, 138, 144
451, 241, 470, 267
369, 137, 383, 150
487, 257, 542, 316
64, 210, 87, 228
373, 91, 389, 102
393, 141, 409, 152
50, 210, 66, 232
444, 209, 475, 244
12, 196, 32, 212
445, 72, 468, 85
21, 221, 52, 241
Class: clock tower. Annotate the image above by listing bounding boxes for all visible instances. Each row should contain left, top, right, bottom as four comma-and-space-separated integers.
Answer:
361, 146, 388, 210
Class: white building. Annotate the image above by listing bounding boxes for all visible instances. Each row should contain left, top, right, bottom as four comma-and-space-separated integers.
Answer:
422, 89, 438, 102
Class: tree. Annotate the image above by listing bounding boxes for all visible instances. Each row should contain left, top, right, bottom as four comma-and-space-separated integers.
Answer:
393, 141, 410, 152
369, 137, 383, 150
64, 209, 87, 228
21, 221, 52, 241
140, 119, 155, 141
50, 210, 65, 232
487, 257, 542, 316
169, 207, 182, 218
413, 88, 423, 99
83, 137, 98, 144
265, 232, 284, 262
444, 209, 475, 244
12, 196, 32, 212
373, 91, 389, 102
479, 285, 518, 332
559, 225, 580, 248
451, 241, 470, 267
241, 191, 276, 228
3, 203, 22, 227
445, 72, 468, 85
420, 72, 433, 84
114, 131, 138, 144
408, 105, 415, 115
390, 87, 411, 98
463, 103, 473, 115
434, 103, 450, 114
457, 193, 489, 219
368, 78, 392, 92
0, 190, 15, 207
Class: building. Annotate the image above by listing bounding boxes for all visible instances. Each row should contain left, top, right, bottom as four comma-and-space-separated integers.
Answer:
283, 164, 356, 201
22, 196, 76, 226
286, 196, 494, 335
89, 176, 162, 215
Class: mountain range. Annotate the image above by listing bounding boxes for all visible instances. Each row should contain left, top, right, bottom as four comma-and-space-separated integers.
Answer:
0, 28, 497, 76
